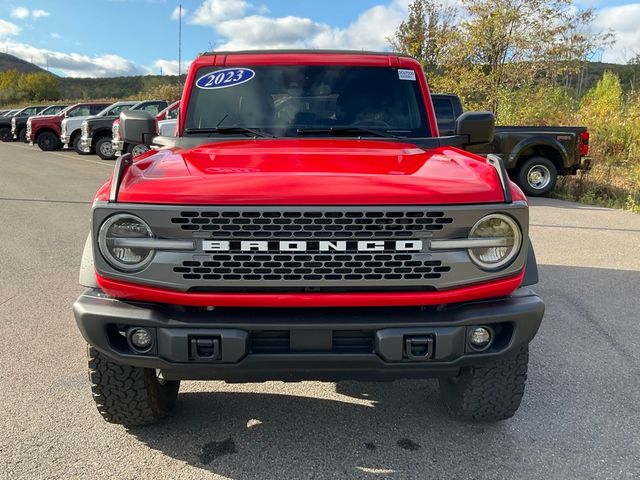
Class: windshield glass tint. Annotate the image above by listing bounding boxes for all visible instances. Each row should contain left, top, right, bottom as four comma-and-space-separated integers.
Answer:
186, 66, 430, 137
101, 104, 134, 116
40, 105, 66, 116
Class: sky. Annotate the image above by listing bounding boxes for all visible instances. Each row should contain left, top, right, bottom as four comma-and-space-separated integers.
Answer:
0, 0, 638, 78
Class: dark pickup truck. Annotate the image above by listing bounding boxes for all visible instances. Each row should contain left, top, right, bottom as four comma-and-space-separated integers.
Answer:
12, 105, 68, 142
0, 105, 49, 142
80, 100, 168, 160
432, 94, 591, 197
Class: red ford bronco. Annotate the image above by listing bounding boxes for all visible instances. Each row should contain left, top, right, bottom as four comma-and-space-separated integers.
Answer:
73, 50, 544, 426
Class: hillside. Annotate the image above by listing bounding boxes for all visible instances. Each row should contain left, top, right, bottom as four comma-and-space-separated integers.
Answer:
58, 75, 180, 100
0, 52, 53, 75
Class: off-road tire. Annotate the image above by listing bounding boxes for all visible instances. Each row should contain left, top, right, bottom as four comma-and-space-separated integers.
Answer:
37, 131, 61, 151
0, 127, 11, 142
96, 137, 116, 160
88, 346, 180, 426
18, 128, 27, 143
439, 345, 529, 422
516, 156, 557, 197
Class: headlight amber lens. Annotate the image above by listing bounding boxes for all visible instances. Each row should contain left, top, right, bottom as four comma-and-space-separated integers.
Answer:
98, 214, 154, 271
468, 214, 521, 270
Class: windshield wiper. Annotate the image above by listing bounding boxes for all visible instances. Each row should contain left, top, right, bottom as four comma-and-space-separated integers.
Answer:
296, 127, 398, 138
185, 126, 274, 138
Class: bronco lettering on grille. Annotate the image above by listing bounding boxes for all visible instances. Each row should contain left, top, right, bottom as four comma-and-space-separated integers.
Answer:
202, 240, 424, 252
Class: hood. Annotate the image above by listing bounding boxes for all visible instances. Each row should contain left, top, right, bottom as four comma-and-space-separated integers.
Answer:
66, 115, 93, 123
87, 115, 117, 125
29, 114, 58, 122
115, 139, 506, 205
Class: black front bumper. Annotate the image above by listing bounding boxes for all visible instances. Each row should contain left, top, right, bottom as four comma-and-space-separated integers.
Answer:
73, 288, 544, 382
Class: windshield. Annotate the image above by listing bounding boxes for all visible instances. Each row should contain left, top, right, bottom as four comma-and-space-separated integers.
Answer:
40, 105, 66, 116
99, 103, 135, 117
185, 65, 430, 138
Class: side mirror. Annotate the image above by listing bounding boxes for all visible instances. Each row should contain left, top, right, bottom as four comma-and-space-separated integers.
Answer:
455, 111, 495, 145
120, 110, 157, 146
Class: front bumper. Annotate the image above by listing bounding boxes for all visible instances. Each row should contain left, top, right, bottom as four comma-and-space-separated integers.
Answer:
80, 136, 92, 152
73, 287, 544, 382
112, 139, 124, 156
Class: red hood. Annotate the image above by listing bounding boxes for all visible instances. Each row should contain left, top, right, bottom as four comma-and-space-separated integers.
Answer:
30, 114, 62, 125
113, 139, 508, 205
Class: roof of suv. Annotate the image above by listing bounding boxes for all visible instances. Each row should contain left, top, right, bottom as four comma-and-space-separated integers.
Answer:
202, 49, 403, 57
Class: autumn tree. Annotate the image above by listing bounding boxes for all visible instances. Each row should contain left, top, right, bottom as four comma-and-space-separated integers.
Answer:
387, 0, 457, 75
19, 72, 61, 101
391, 0, 614, 113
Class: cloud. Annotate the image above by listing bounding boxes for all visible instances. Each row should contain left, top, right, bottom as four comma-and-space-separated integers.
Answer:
32, 9, 50, 18
0, 19, 21, 37
50, 32, 61, 39
170, 5, 188, 20
153, 58, 191, 75
10, 7, 30, 19
595, 3, 640, 63
190, 0, 250, 25
0, 40, 150, 77
10, 7, 50, 20
191, 0, 409, 51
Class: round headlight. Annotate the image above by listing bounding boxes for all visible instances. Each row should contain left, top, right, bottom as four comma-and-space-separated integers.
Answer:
98, 214, 154, 271
468, 214, 522, 270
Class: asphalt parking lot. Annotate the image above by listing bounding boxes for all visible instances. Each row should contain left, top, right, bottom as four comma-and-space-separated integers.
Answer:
1, 141, 639, 480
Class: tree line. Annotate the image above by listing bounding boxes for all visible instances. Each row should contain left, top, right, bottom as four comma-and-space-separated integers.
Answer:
0, 70, 182, 107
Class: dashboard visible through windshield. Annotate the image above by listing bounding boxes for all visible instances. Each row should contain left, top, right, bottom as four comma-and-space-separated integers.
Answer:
185, 65, 431, 138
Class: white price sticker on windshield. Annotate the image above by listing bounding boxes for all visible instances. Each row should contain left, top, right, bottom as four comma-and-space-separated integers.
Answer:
398, 69, 416, 81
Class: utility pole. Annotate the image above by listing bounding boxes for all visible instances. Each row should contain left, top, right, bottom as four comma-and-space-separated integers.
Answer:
178, 3, 182, 83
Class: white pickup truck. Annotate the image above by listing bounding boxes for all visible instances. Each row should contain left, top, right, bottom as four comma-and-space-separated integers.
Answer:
60, 102, 136, 153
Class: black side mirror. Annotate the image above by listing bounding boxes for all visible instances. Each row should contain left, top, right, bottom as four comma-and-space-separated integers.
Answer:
120, 110, 157, 146
455, 111, 495, 145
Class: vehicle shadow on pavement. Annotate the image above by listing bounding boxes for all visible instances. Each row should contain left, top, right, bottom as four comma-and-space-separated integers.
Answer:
128, 380, 512, 479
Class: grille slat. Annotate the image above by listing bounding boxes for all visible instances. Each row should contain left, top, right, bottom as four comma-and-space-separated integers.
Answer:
173, 253, 451, 283
172, 210, 453, 237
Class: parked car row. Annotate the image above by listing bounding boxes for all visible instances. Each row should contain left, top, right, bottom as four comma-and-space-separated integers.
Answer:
2, 93, 589, 196
1, 99, 178, 161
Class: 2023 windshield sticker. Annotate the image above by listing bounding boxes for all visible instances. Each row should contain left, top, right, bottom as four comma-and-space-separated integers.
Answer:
195, 68, 256, 90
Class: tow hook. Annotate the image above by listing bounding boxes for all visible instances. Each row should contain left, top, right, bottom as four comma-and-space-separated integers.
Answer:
404, 335, 434, 361
190, 336, 221, 362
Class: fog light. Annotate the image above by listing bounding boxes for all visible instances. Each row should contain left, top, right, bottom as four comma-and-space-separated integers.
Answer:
469, 327, 492, 349
129, 328, 153, 349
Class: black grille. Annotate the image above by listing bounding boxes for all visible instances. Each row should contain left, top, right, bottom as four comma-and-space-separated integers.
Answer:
250, 331, 290, 354
249, 330, 374, 354
332, 330, 374, 353
171, 210, 453, 238
173, 253, 451, 282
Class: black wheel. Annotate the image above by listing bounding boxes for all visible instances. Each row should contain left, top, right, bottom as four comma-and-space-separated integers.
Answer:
71, 134, 82, 154
37, 131, 61, 151
18, 128, 27, 143
96, 137, 116, 160
439, 345, 529, 422
516, 157, 557, 197
88, 346, 180, 426
0, 127, 11, 142
127, 143, 150, 157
